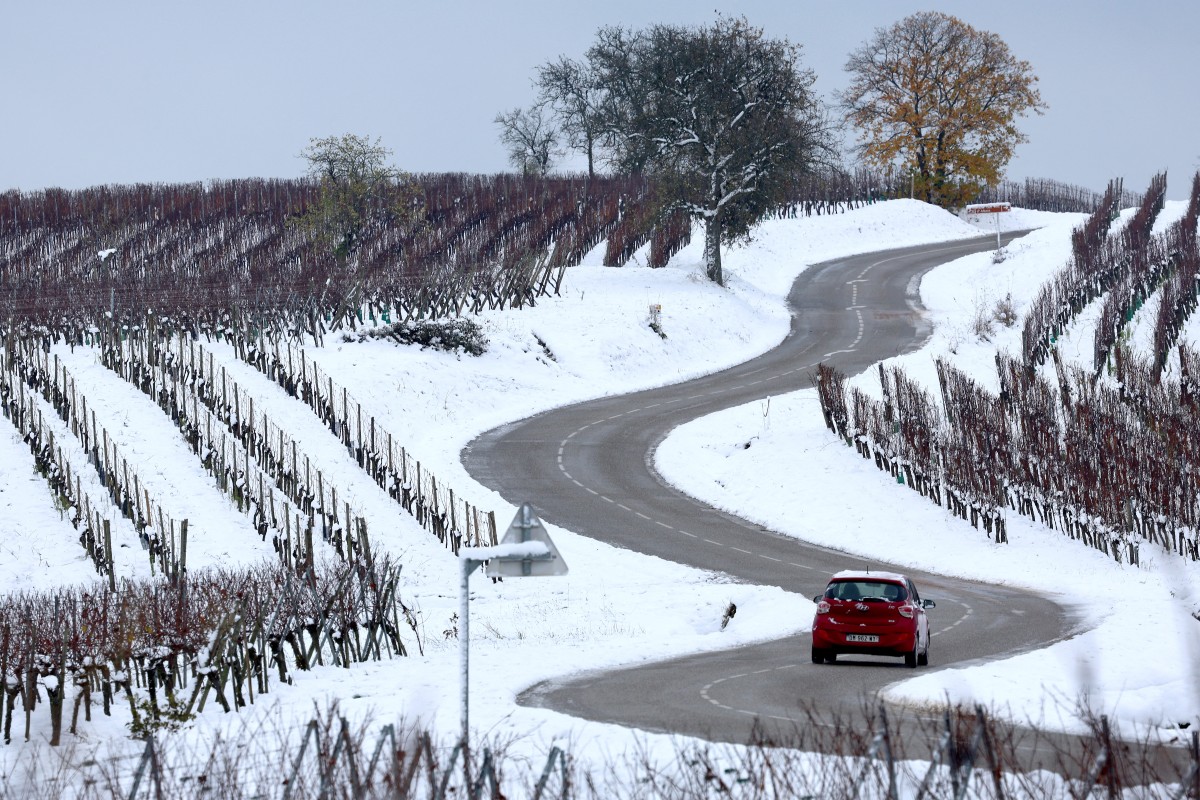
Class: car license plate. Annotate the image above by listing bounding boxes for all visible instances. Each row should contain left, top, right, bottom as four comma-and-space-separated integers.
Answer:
846, 634, 879, 643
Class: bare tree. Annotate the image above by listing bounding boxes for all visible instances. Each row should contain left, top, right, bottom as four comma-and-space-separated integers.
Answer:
493, 106, 560, 177
535, 56, 606, 179
586, 16, 834, 285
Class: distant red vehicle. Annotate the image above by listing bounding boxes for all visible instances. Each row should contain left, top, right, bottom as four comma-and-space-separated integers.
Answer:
811, 570, 935, 668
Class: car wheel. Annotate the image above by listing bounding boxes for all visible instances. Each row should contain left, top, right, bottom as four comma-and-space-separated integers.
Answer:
917, 639, 929, 667
811, 646, 825, 664
904, 644, 918, 668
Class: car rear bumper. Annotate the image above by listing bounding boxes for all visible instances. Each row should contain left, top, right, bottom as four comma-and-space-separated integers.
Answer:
812, 628, 917, 656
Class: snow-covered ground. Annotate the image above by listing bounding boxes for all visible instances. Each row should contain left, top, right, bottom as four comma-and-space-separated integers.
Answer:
2, 198, 1198, 788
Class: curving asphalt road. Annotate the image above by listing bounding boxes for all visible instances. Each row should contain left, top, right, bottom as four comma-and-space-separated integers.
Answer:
462, 232, 1079, 748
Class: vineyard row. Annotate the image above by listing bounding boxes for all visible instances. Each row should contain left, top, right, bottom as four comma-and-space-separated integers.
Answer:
0, 557, 416, 746
816, 346, 1200, 565
0, 172, 1123, 336
1023, 172, 1200, 377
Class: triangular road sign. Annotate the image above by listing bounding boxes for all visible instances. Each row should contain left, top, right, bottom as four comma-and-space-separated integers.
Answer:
485, 502, 568, 578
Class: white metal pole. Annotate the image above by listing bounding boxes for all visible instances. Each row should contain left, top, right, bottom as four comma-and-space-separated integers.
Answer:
460, 558, 473, 750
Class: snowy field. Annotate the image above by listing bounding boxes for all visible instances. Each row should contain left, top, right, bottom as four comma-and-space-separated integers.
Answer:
2, 198, 1198, 788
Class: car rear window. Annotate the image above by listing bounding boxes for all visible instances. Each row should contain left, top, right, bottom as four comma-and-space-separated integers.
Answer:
825, 580, 907, 602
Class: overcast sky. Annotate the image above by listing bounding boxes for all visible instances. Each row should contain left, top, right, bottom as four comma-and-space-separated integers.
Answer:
4, 1, 1197, 199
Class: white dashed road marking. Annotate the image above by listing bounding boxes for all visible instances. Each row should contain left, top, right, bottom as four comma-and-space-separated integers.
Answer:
700, 664, 802, 721
932, 601, 973, 637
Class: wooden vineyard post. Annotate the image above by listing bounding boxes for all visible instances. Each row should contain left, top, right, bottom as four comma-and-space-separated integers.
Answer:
69, 378, 78, 437
219, 433, 229, 493
357, 518, 372, 567
179, 520, 188, 580
278, 428, 286, 487
101, 430, 111, 493
300, 351, 307, 398
317, 471, 324, 523
157, 507, 168, 574
258, 473, 266, 531
104, 520, 115, 592
0, 622, 8, 738
342, 387, 349, 446
304, 521, 313, 573
167, 520, 177, 579
147, 517, 156, 577
298, 512, 308, 570
122, 462, 131, 514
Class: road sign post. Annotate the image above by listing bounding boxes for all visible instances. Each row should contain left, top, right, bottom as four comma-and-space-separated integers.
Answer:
459, 503, 567, 754
965, 202, 1011, 252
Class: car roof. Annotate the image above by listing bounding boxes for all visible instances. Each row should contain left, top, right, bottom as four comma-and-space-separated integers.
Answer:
829, 569, 908, 584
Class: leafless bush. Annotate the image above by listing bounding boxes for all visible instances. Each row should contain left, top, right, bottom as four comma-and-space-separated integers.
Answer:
973, 297, 996, 342
964, 290, 1016, 342
993, 293, 1018, 328
3, 700, 1197, 799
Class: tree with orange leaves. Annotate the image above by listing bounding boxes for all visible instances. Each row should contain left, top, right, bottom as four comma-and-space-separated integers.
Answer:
840, 12, 1046, 209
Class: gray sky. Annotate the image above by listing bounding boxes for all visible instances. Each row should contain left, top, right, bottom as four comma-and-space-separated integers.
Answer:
4, 1, 1197, 199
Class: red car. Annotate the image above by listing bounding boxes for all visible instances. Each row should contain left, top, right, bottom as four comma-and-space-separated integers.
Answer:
811, 570, 935, 667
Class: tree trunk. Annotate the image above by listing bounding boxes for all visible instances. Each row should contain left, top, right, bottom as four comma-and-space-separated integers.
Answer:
704, 215, 724, 286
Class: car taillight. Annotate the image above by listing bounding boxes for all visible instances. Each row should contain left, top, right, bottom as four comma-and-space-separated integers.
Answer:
898, 605, 915, 619
816, 600, 830, 615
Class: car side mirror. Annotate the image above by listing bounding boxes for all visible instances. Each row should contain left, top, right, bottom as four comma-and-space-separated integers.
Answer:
922, 599, 936, 609
813, 594, 823, 603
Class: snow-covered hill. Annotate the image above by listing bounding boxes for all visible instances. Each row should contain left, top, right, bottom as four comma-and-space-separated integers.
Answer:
2, 198, 1197, 786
